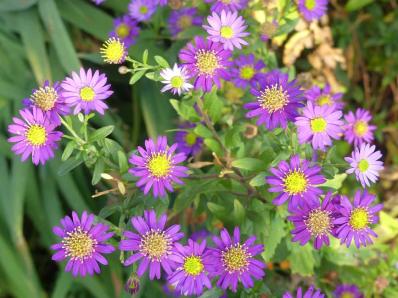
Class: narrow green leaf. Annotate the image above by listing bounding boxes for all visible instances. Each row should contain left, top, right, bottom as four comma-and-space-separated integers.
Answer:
232, 158, 265, 171
129, 70, 146, 85
345, 0, 374, 11
91, 158, 105, 185
249, 172, 267, 187
194, 124, 213, 138
58, 158, 83, 176
232, 199, 245, 224
154, 55, 170, 68
89, 126, 114, 143
0, 0, 37, 12
61, 141, 76, 161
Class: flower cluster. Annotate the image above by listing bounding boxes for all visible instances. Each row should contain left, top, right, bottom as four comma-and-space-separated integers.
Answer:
52, 210, 265, 296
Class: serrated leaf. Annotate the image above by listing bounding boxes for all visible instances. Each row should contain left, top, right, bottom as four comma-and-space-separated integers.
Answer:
288, 243, 315, 276
89, 126, 114, 143
262, 214, 286, 261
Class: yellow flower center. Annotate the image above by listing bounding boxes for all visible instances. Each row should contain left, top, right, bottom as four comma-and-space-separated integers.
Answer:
195, 50, 219, 76
178, 15, 192, 29
258, 84, 289, 113
31, 86, 57, 111
349, 207, 369, 230
80, 86, 96, 102
222, 244, 250, 273
341, 293, 355, 298
62, 227, 96, 260
310, 117, 327, 133
183, 256, 204, 276
220, 26, 234, 39
140, 230, 170, 261
317, 95, 332, 106
240, 65, 255, 80
170, 76, 184, 88
147, 153, 171, 178
100, 38, 126, 64
26, 125, 47, 146
305, 0, 316, 10
185, 132, 197, 146
139, 5, 148, 14
358, 159, 369, 172
283, 171, 308, 195
116, 23, 130, 38
305, 209, 331, 236
354, 120, 368, 137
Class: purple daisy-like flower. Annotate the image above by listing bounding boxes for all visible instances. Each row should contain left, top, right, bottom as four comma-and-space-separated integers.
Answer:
333, 284, 364, 298
297, 0, 328, 22
128, 0, 157, 22
51, 211, 115, 277
229, 54, 265, 89
243, 70, 304, 130
23, 80, 69, 125
305, 84, 344, 110
119, 210, 184, 279
168, 7, 202, 37
168, 239, 212, 296
109, 15, 140, 47
8, 107, 63, 165
175, 122, 203, 156
129, 136, 189, 198
345, 143, 384, 188
92, 0, 105, 5
344, 109, 376, 146
295, 101, 343, 151
208, 0, 248, 13
207, 227, 265, 292
61, 68, 113, 115
288, 192, 337, 249
266, 154, 326, 207
179, 36, 232, 92
334, 190, 383, 248
283, 286, 325, 298
191, 229, 211, 243
203, 10, 249, 50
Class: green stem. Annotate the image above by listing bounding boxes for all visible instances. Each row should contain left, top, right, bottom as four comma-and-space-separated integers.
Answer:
60, 117, 85, 145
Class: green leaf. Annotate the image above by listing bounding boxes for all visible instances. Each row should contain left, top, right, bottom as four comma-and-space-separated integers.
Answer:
232, 199, 245, 224
38, 0, 80, 73
194, 124, 213, 138
173, 180, 216, 213
249, 172, 267, 187
203, 89, 223, 123
58, 158, 83, 176
169, 99, 200, 122
198, 288, 223, 298
204, 138, 222, 155
154, 55, 170, 68
117, 151, 129, 173
129, 70, 146, 85
262, 214, 287, 261
91, 159, 105, 185
62, 141, 77, 161
207, 202, 226, 217
320, 173, 347, 190
345, 0, 374, 11
89, 126, 114, 143
142, 49, 149, 64
288, 243, 315, 276
0, 0, 37, 11
232, 158, 265, 171
99, 205, 121, 219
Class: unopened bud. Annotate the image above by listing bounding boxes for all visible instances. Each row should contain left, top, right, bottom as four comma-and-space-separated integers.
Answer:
244, 124, 258, 139
125, 274, 140, 295
118, 66, 129, 75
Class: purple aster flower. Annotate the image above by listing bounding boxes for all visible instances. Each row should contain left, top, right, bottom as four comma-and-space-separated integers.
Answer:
334, 190, 383, 248
128, 136, 189, 198
8, 107, 63, 165
168, 7, 202, 37
128, 0, 157, 22
345, 143, 384, 188
92, 0, 105, 5
283, 286, 325, 298
207, 227, 265, 292
175, 122, 203, 156
305, 84, 344, 110
295, 101, 344, 151
208, 0, 248, 13
191, 229, 211, 243
179, 36, 232, 92
168, 239, 212, 296
158, 0, 168, 5
109, 15, 140, 47
344, 109, 376, 146
266, 154, 326, 207
203, 10, 249, 50
229, 54, 265, 88
243, 70, 304, 130
23, 80, 69, 125
51, 211, 115, 277
297, 0, 328, 22
288, 192, 337, 249
119, 210, 184, 279
61, 68, 113, 115
333, 284, 364, 298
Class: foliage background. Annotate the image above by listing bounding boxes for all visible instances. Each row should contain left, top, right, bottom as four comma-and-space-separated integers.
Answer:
0, 0, 398, 297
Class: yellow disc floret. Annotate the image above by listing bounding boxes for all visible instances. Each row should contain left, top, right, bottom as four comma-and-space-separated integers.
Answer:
80, 86, 96, 102
185, 132, 197, 146
305, 0, 316, 10
31, 86, 58, 111
62, 227, 96, 260
100, 37, 126, 64
140, 230, 170, 261
178, 15, 192, 29
349, 207, 369, 230
222, 244, 250, 273
26, 125, 47, 146
317, 95, 332, 106
358, 159, 369, 172
240, 66, 255, 80
116, 23, 130, 38
259, 84, 289, 113
354, 120, 368, 137
170, 76, 184, 88
305, 209, 331, 236
147, 153, 171, 178
195, 50, 219, 76
220, 26, 234, 39
310, 117, 327, 133
283, 171, 308, 195
183, 256, 204, 276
